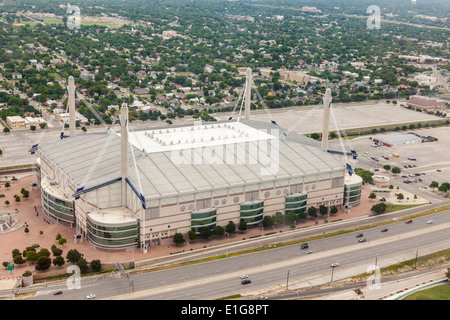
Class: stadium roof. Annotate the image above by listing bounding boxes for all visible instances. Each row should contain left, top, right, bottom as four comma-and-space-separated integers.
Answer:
39, 120, 345, 201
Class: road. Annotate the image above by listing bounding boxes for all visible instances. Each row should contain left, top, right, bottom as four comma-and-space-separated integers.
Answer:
7, 207, 450, 301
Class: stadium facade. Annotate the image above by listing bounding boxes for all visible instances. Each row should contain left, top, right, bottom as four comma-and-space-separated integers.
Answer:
37, 78, 361, 252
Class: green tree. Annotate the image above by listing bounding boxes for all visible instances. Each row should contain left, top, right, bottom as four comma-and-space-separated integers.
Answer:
199, 227, 212, 239
173, 232, 186, 245
225, 221, 236, 234
13, 255, 25, 265
188, 230, 197, 241
52, 255, 65, 267
429, 181, 439, 190
397, 193, 404, 200
238, 220, 247, 231
35, 256, 52, 271
319, 205, 328, 216
262, 215, 274, 227
51, 244, 63, 256
66, 249, 82, 264
371, 203, 387, 214
307, 206, 317, 219
383, 165, 391, 171
25, 250, 39, 263
91, 260, 102, 272
391, 167, 401, 175
58, 238, 67, 246
369, 192, 377, 201
12, 248, 20, 258
330, 206, 338, 214
77, 257, 89, 274
213, 225, 225, 236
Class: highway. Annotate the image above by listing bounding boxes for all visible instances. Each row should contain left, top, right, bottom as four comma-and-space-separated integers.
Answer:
7, 207, 450, 301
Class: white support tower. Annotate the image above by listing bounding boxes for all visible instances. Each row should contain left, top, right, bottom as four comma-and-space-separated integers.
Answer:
244, 68, 252, 120
321, 88, 332, 152
121, 103, 129, 208
68, 76, 76, 137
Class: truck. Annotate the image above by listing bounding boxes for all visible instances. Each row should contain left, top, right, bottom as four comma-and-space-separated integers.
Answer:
392, 153, 399, 158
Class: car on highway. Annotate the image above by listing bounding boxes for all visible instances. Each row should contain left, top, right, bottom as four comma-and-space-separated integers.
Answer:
358, 238, 367, 242
405, 220, 413, 224
356, 233, 364, 238
300, 243, 309, 249
330, 262, 340, 268
305, 250, 313, 254
53, 290, 63, 295
241, 279, 252, 285
381, 228, 388, 232
427, 220, 433, 224
86, 294, 96, 299
240, 275, 248, 279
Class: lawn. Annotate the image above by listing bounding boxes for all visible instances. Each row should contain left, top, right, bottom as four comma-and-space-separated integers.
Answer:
404, 282, 450, 300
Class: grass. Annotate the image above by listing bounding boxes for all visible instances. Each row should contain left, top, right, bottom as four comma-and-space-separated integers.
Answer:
384, 203, 426, 213
403, 282, 450, 300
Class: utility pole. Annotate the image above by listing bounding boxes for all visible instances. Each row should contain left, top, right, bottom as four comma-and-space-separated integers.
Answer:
286, 270, 290, 290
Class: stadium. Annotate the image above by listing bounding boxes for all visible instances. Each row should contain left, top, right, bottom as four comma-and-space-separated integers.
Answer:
36, 77, 362, 252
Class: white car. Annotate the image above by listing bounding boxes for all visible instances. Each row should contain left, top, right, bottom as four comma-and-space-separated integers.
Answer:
427, 220, 433, 224
240, 275, 248, 279
305, 250, 313, 254
86, 294, 96, 299
331, 262, 340, 268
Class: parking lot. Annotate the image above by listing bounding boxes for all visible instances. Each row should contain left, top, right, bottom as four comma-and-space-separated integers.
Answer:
328, 126, 450, 204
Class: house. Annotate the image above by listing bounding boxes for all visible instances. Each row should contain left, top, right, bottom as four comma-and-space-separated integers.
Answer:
12, 72, 22, 79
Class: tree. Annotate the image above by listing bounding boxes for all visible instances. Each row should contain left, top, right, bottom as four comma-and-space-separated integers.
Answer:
429, 181, 439, 190
285, 212, 298, 225
319, 205, 328, 216
55, 233, 62, 241
51, 244, 63, 256
37, 248, 51, 257
262, 215, 274, 227
397, 193, 404, 200
369, 193, 377, 201
25, 250, 39, 263
12, 249, 20, 258
225, 221, 236, 234
91, 259, 102, 272
213, 225, 225, 236
199, 227, 212, 239
238, 220, 247, 231
24, 227, 29, 234
77, 257, 89, 274
173, 232, 186, 245
371, 203, 387, 214
4, 200, 9, 206
52, 255, 65, 267
391, 167, 401, 175
188, 230, 197, 241
307, 206, 317, 219
35, 256, 51, 271
13, 255, 25, 265
66, 249, 82, 264
4, 182, 10, 189
438, 185, 448, 193
3, 127, 10, 133
383, 165, 391, 171
330, 206, 338, 214
58, 238, 67, 246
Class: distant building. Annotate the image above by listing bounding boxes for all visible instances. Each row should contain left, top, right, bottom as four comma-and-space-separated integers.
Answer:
11, 72, 22, 80
55, 112, 88, 124
6, 116, 26, 129
406, 95, 446, 111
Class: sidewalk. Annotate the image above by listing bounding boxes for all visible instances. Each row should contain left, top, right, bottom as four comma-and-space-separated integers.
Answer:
0, 175, 376, 280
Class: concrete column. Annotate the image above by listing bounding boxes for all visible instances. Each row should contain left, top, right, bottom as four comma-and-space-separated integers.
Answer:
68, 76, 76, 137
244, 68, 252, 120
121, 103, 128, 207
321, 88, 332, 152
